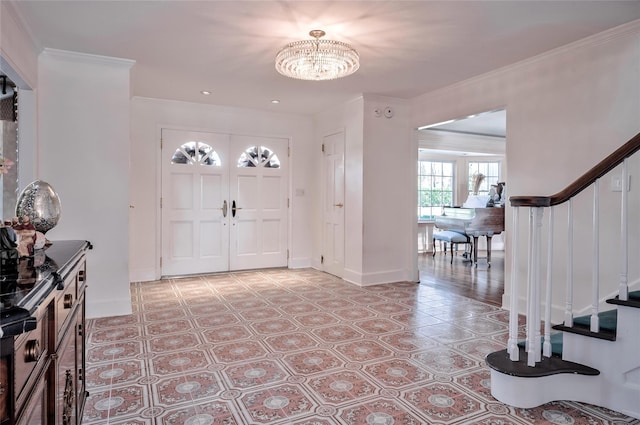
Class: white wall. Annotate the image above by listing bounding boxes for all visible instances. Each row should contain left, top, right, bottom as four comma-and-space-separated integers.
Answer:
410, 20, 640, 314
129, 97, 315, 282
362, 95, 414, 284
38, 49, 134, 319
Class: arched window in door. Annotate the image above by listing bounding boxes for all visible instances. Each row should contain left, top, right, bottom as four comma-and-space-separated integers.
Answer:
171, 141, 221, 166
237, 145, 280, 168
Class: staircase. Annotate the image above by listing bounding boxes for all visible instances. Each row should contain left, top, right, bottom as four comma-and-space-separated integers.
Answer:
486, 132, 640, 419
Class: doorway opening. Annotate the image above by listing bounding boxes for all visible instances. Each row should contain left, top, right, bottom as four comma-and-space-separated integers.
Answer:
416, 109, 506, 302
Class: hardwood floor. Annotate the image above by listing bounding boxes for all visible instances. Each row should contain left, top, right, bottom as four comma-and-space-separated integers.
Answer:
418, 249, 505, 306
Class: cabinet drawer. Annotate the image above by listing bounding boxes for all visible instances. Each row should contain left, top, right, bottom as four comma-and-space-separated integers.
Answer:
13, 314, 48, 409
55, 282, 76, 344
75, 261, 87, 298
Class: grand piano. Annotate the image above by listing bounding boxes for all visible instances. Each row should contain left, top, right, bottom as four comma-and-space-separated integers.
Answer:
434, 207, 505, 266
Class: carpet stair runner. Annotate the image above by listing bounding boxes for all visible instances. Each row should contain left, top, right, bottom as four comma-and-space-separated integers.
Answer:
552, 308, 617, 341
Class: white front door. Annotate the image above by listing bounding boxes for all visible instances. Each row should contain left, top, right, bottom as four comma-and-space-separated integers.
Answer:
322, 131, 345, 277
229, 136, 289, 270
161, 129, 230, 276
161, 129, 289, 276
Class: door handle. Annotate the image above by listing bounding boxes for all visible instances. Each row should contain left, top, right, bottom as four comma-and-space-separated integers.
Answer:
222, 200, 228, 217
334, 203, 344, 208
232, 200, 242, 217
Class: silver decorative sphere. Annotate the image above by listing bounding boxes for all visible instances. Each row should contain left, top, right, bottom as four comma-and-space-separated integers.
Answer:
15, 180, 62, 233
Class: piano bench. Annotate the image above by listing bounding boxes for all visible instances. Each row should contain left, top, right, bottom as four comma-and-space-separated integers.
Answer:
432, 231, 472, 264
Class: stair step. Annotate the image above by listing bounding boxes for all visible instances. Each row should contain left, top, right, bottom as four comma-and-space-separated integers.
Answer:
486, 347, 600, 378
552, 309, 617, 341
517, 332, 563, 356
606, 289, 640, 309
574, 308, 617, 332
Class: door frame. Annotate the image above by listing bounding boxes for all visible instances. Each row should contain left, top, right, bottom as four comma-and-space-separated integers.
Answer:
155, 125, 293, 279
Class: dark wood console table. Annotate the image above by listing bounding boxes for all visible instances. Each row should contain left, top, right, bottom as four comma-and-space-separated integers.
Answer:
1, 240, 91, 425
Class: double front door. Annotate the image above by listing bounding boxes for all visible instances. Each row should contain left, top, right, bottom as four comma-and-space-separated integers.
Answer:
161, 129, 288, 276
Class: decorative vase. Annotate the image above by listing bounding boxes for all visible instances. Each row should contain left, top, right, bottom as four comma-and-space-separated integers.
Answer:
15, 180, 62, 234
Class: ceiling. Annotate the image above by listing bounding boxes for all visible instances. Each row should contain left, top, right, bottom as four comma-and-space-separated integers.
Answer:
9, 1, 640, 116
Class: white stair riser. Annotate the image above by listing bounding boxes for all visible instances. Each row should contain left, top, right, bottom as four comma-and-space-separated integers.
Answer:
490, 370, 640, 419
490, 370, 598, 409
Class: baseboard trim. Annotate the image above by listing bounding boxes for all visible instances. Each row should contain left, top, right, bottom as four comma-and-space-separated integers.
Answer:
288, 257, 312, 269
130, 267, 158, 283
86, 297, 133, 320
342, 268, 408, 286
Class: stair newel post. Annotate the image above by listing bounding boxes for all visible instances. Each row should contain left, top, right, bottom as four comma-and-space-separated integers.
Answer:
543, 206, 554, 358
619, 158, 629, 301
507, 206, 520, 361
565, 199, 574, 327
591, 180, 600, 332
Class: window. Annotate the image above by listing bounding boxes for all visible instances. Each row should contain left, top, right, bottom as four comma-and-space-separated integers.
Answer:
418, 160, 454, 220
468, 161, 500, 195
171, 141, 221, 166
237, 145, 280, 168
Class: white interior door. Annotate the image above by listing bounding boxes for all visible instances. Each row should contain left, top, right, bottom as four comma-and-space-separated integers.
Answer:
229, 136, 289, 271
322, 131, 345, 276
161, 130, 289, 276
161, 129, 230, 276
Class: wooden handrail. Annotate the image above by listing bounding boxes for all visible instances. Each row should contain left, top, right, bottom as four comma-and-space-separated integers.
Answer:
510, 131, 640, 207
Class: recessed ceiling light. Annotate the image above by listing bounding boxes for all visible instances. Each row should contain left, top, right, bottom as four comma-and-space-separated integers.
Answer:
201, 90, 211, 95
271, 99, 280, 104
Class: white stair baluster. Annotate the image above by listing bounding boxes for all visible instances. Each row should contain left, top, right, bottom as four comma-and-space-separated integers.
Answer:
591, 180, 600, 332
508, 207, 520, 361
565, 199, 574, 327
543, 206, 554, 358
527, 207, 536, 366
532, 207, 544, 363
619, 158, 629, 301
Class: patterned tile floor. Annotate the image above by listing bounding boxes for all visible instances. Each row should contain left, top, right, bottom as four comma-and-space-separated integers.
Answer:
83, 268, 639, 425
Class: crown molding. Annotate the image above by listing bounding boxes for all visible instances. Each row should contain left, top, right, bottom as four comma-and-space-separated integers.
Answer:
41, 48, 135, 69
363, 93, 409, 106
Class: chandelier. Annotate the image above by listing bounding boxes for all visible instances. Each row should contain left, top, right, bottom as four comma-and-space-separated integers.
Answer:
275, 30, 360, 81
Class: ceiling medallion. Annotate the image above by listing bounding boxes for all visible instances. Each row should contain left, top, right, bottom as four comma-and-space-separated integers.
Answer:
275, 30, 360, 81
